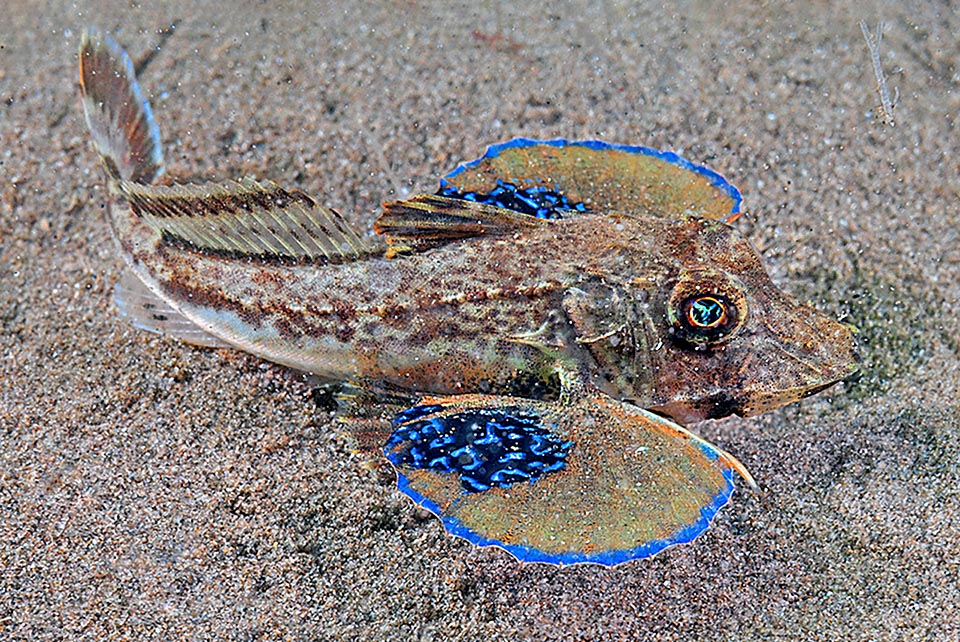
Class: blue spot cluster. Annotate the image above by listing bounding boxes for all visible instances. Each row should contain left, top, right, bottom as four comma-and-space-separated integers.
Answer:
437, 179, 588, 220
384, 406, 574, 493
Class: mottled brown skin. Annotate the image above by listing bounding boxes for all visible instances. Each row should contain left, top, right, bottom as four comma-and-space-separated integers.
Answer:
111, 183, 859, 425
570, 215, 861, 422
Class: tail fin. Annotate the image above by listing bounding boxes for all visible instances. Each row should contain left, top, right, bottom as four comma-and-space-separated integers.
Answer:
78, 29, 164, 183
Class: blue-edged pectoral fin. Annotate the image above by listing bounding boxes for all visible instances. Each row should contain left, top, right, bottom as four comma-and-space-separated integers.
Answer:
384, 388, 754, 566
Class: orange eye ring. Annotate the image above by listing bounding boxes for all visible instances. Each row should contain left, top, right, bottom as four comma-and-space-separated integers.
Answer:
669, 293, 741, 347
667, 270, 748, 348
685, 296, 728, 329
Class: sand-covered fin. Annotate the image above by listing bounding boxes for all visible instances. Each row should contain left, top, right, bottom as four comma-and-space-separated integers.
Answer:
116, 177, 378, 263
383, 388, 753, 566
79, 29, 164, 184
439, 138, 743, 223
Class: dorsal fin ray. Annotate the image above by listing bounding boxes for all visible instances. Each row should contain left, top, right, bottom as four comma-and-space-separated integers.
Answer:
374, 194, 547, 256
116, 177, 380, 263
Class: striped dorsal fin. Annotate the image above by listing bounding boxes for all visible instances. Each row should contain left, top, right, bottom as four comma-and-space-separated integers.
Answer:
116, 177, 380, 263
374, 194, 548, 257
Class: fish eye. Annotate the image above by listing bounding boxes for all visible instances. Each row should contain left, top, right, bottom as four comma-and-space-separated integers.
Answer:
667, 271, 747, 348
676, 293, 738, 342
685, 296, 727, 329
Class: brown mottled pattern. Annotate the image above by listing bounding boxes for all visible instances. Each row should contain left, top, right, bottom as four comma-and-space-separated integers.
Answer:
86, 27, 857, 427
111, 182, 858, 421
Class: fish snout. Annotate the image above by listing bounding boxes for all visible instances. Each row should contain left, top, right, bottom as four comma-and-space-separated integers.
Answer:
732, 308, 861, 418
653, 308, 861, 423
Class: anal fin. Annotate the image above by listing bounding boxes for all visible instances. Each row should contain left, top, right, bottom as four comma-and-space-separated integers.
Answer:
114, 270, 232, 348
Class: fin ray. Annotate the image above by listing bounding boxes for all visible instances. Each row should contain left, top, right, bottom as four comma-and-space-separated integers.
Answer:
79, 29, 164, 183
440, 138, 742, 223
374, 194, 546, 255
114, 270, 232, 348
383, 386, 752, 566
116, 177, 379, 263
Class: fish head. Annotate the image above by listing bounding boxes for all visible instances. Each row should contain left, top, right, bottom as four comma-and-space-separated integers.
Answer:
574, 215, 860, 423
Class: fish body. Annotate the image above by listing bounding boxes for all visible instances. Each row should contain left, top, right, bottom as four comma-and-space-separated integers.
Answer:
113, 180, 856, 421
78, 30, 859, 565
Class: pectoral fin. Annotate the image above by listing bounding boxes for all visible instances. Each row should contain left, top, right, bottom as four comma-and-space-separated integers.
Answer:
439, 138, 743, 223
334, 382, 419, 454
382, 385, 754, 566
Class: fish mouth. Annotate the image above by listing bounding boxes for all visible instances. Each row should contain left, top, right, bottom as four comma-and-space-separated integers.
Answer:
798, 379, 843, 399
651, 356, 860, 425
648, 307, 862, 425
650, 394, 741, 425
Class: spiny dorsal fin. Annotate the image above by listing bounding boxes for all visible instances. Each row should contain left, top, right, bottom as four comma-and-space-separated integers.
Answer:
374, 194, 548, 256
79, 29, 164, 184
116, 177, 379, 263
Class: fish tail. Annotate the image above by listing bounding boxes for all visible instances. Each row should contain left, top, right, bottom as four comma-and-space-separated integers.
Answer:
78, 28, 164, 184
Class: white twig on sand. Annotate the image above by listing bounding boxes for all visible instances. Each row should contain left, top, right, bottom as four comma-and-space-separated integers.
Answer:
859, 20, 896, 127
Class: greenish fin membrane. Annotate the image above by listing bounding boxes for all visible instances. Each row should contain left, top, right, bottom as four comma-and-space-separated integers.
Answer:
383, 389, 754, 566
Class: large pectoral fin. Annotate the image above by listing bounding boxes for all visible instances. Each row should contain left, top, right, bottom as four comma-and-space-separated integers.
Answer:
439, 138, 742, 223
383, 386, 754, 566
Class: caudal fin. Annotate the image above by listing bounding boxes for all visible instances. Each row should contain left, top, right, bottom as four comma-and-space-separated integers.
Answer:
79, 29, 164, 183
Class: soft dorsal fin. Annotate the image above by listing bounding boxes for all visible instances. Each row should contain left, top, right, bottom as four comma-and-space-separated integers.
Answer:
116, 177, 379, 263
374, 194, 548, 256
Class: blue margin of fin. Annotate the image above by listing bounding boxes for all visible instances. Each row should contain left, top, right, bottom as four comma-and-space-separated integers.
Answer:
439, 137, 742, 216
92, 28, 165, 180
393, 463, 736, 567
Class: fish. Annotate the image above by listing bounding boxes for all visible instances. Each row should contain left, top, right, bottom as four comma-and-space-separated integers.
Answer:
77, 29, 859, 566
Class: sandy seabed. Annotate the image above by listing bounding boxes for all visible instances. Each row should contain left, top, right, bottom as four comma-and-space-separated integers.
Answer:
1, 1, 958, 640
